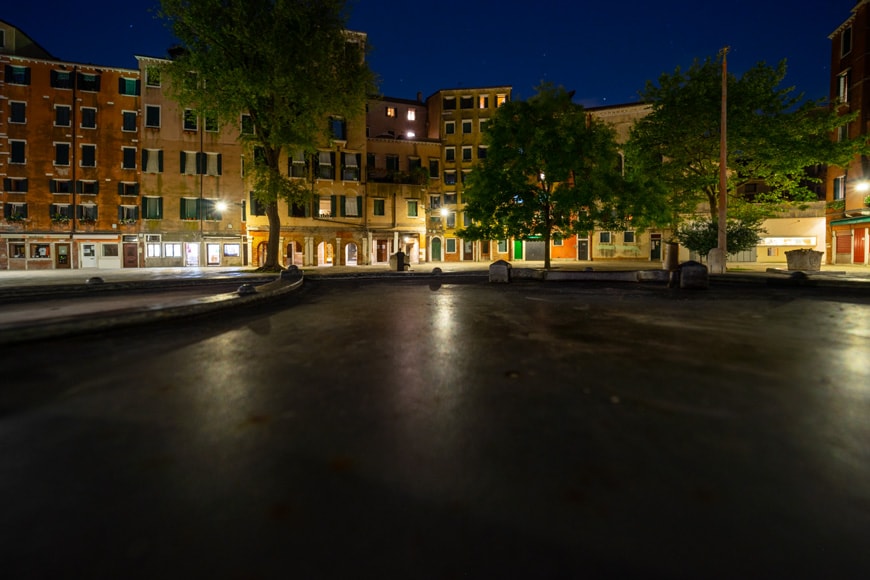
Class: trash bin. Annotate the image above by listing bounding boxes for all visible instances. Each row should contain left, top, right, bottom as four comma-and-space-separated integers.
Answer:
395, 251, 406, 272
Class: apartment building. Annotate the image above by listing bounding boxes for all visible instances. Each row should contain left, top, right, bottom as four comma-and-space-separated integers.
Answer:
827, 0, 870, 265
135, 55, 246, 268
367, 94, 439, 265
1, 19, 144, 270
426, 86, 511, 263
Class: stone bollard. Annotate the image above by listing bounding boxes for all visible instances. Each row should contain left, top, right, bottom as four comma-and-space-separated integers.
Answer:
489, 259, 512, 283
679, 260, 708, 289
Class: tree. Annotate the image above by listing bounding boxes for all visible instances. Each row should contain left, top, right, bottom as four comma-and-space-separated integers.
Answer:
674, 218, 763, 257
459, 83, 665, 269
626, 56, 868, 232
158, 0, 376, 270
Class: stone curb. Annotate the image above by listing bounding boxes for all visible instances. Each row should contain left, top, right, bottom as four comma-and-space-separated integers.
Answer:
0, 271, 304, 345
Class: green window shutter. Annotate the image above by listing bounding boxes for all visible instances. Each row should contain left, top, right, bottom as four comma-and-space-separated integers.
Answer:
217, 154, 223, 175
142, 149, 148, 169
180, 151, 186, 174
357, 196, 363, 216
340, 195, 346, 217
158, 150, 164, 172
118, 182, 124, 195
196, 152, 205, 175
75, 181, 82, 194
118, 206, 124, 221
94, 182, 99, 195
157, 197, 164, 219
2, 179, 9, 190
50, 179, 57, 193
330, 195, 337, 217
305, 201, 311, 218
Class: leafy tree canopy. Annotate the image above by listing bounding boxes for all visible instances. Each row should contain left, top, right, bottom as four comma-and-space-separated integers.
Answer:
675, 218, 763, 257
158, 0, 377, 269
626, 56, 868, 227
459, 83, 667, 268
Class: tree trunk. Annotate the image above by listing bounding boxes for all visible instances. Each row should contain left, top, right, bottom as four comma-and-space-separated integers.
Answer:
263, 200, 282, 270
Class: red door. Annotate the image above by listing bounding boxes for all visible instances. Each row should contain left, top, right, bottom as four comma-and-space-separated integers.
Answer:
854, 228, 866, 264
123, 243, 139, 268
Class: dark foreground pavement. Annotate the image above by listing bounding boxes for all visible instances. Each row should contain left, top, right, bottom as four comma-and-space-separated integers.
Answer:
1, 276, 869, 579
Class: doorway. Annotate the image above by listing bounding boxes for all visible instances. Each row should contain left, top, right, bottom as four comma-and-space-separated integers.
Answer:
81, 243, 98, 268
55, 243, 71, 269
123, 243, 138, 268
650, 234, 662, 261
431, 238, 442, 261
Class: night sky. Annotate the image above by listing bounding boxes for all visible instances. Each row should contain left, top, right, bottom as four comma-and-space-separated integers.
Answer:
2, 0, 856, 106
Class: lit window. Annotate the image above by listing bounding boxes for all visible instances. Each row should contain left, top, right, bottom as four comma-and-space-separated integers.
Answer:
386, 106, 396, 117
496, 94, 508, 107
407, 108, 416, 121
838, 71, 850, 103
478, 95, 489, 109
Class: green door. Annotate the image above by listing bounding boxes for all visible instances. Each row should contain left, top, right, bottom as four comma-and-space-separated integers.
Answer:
432, 238, 442, 261
513, 240, 523, 260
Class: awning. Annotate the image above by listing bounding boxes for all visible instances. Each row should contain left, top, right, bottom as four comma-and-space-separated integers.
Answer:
830, 216, 870, 226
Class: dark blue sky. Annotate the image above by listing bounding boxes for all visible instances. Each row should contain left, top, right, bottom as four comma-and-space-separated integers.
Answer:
3, 0, 856, 106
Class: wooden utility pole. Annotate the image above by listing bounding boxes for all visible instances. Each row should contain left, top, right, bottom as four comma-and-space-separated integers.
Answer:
716, 46, 729, 272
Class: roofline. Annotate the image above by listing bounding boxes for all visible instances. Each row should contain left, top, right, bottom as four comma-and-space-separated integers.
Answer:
829, 0, 870, 39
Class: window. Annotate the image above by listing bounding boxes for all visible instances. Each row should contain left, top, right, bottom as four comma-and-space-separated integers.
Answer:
444, 193, 457, 205
50, 70, 72, 89
205, 153, 222, 176
31, 244, 51, 259
249, 191, 266, 216
624, 231, 636, 244
55, 143, 71, 166
317, 151, 335, 180
224, 244, 241, 257
119, 77, 139, 96
407, 200, 418, 217
145, 105, 160, 128
290, 201, 308, 218
429, 159, 440, 179
142, 196, 163, 219
833, 176, 845, 200
102, 244, 119, 258
122, 111, 137, 132
122, 147, 137, 170
386, 106, 397, 117
203, 199, 222, 221
497, 239, 508, 253
77, 204, 98, 222
77, 72, 101, 92
118, 205, 139, 223
55, 105, 71, 127
446, 238, 457, 253
343, 196, 360, 217
838, 125, 848, 142
241, 114, 254, 135
461, 170, 470, 183
4, 202, 28, 221
183, 109, 198, 131
10, 140, 26, 164
290, 150, 307, 178
146, 66, 161, 87
842, 25, 853, 57
373, 198, 386, 216
180, 151, 200, 175
407, 108, 416, 121
118, 182, 139, 196
9, 101, 25, 123
838, 70, 850, 104
142, 149, 163, 173
478, 95, 489, 109
81, 107, 97, 129
342, 152, 360, 181
180, 198, 200, 220
50, 179, 73, 194
5, 65, 31, 85
385, 154, 399, 172
599, 232, 612, 244
478, 146, 488, 160
0, 29, 3, 48
496, 94, 508, 107
77, 180, 99, 195
460, 95, 473, 109
443, 96, 456, 110
445, 147, 456, 162
408, 157, 422, 172
205, 116, 218, 132
3, 178, 28, 192
329, 117, 347, 140
444, 171, 457, 186
81, 144, 96, 167
461, 120, 472, 134
164, 243, 183, 258
318, 196, 332, 217
461, 146, 473, 162
147, 242, 162, 258
50, 203, 72, 221
445, 121, 455, 135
